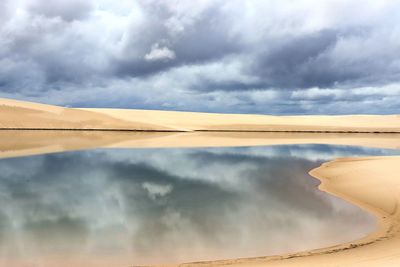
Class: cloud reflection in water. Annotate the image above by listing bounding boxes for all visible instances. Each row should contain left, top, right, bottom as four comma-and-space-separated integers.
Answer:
0, 144, 395, 266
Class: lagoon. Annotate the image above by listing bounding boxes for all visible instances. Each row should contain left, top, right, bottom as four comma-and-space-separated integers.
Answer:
0, 144, 398, 266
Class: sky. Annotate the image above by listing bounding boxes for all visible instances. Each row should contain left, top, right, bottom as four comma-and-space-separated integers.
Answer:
0, 0, 399, 114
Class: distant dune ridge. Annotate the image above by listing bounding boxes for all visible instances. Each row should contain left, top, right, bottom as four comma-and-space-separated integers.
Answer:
0, 98, 175, 131
0, 97, 399, 132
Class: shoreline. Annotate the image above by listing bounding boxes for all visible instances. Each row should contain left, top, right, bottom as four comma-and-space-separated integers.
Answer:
161, 156, 400, 267
1, 131, 399, 160
2, 128, 400, 134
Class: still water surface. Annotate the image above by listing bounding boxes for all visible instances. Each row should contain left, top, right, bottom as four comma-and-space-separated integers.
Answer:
0, 144, 398, 266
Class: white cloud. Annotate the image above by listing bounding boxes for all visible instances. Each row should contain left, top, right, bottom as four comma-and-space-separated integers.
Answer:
144, 43, 176, 62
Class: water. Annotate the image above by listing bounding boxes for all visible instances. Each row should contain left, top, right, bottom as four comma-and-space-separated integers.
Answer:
0, 144, 398, 266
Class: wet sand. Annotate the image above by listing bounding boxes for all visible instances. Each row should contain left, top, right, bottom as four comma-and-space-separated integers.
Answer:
0, 130, 399, 159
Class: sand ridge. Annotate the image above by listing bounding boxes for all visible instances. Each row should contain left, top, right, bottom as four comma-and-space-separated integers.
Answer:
82, 108, 400, 133
1, 97, 400, 132
0, 98, 177, 131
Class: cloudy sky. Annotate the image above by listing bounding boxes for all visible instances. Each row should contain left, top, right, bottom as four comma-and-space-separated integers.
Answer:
0, 0, 399, 114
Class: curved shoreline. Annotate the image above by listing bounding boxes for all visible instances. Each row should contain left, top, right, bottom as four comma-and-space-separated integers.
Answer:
163, 156, 400, 267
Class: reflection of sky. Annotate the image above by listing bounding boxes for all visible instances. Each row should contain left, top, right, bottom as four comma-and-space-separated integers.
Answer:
0, 145, 398, 266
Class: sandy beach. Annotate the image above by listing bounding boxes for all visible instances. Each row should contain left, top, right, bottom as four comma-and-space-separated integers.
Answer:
1, 98, 400, 133
1, 97, 400, 266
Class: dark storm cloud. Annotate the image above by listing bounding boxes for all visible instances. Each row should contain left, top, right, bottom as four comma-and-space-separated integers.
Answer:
250, 29, 342, 89
250, 28, 400, 90
0, 0, 399, 114
196, 28, 400, 91
0, 25, 101, 94
0, 0, 241, 93
112, 2, 241, 78
188, 30, 344, 92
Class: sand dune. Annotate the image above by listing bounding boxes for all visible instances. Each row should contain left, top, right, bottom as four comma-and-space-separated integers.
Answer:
1, 97, 399, 132
84, 108, 400, 132
0, 98, 176, 131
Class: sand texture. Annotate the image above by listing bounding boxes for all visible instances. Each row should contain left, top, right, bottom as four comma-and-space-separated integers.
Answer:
1, 98, 400, 132
0, 98, 176, 131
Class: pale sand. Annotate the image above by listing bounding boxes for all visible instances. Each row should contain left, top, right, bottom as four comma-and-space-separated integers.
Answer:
1, 97, 400, 132
84, 108, 400, 133
0, 98, 176, 131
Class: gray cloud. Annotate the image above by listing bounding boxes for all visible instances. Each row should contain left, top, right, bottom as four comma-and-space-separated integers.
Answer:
111, 1, 241, 78
250, 29, 341, 89
28, 0, 93, 22
0, 0, 399, 114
